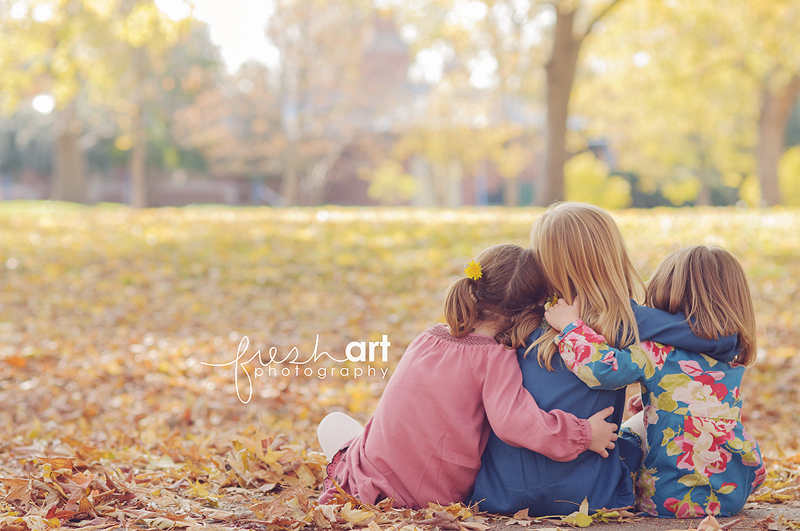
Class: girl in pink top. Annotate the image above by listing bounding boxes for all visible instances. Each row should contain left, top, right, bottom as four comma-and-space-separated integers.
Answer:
317, 244, 620, 509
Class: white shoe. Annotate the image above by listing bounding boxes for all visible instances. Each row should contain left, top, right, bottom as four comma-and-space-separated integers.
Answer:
621, 411, 649, 453
317, 412, 364, 461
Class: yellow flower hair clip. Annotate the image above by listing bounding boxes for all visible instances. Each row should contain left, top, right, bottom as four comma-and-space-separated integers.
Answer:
542, 295, 560, 329
465, 260, 482, 280
544, 295, 559, 310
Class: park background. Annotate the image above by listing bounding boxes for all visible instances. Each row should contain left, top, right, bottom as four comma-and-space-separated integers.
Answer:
2, 0, 800, 209
2, 0, 800, 530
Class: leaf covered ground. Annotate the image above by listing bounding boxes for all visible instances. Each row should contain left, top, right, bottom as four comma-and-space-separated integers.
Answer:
1, 203, 800, 530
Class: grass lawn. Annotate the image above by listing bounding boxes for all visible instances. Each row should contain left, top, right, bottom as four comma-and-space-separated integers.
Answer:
1, 203, 799, 528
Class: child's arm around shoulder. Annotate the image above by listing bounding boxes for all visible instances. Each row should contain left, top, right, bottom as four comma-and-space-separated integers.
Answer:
632, 302, 738, 359
477, 343, 618, 461
545, 297, 653, 389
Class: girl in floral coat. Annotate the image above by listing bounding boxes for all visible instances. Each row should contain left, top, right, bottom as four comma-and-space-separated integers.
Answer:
545, 245, 766, 518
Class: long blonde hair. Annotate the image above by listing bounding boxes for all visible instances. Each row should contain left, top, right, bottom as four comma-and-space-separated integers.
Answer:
445, 244, 546, 349
647, 245, 757, 366
529, 202, 645, 369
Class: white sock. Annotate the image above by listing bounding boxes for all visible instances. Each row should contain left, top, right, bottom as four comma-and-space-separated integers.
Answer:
622, 411, 649, 453
317, 412, 364, 461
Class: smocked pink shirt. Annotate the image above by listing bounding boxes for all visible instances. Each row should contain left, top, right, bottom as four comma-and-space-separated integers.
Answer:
318, 324, 592, 508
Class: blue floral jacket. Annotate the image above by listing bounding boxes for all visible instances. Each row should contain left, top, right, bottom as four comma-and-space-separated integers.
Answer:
556, 319, 766, 517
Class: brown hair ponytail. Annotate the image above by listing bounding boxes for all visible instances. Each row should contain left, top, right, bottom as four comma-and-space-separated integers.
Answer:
445, 245, 546, 348
495, 307, 543, 350
445, 277, 480, 338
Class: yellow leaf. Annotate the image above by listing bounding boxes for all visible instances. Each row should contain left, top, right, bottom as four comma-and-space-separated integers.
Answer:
261, 447, 285, 474
563, 500, 593, 529
340, 502, 373, 524
78, 496, 93, 514
191, 480, 209, 498
443, 503, 472, 519
575, 513, 593, 527
295, 464, 317, 487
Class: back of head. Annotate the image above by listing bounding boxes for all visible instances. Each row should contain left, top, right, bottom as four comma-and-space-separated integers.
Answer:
444, 244, 546, 349
530, 202, 645, 369
646, 245, 757, 366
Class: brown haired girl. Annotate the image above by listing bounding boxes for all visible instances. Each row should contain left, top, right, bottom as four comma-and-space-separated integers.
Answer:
316, 244, 619, 509
546, 245, 766, 517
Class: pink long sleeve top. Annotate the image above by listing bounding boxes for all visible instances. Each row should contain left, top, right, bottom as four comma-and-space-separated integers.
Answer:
318, 324, 592, 509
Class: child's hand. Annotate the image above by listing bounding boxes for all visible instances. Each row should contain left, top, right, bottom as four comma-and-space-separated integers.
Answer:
586, 406, 618, 458
626, 394, 643, 416
544, 296, 581, 331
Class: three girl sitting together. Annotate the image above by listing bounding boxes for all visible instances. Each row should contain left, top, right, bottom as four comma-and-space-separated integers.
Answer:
316, 202, 765, 518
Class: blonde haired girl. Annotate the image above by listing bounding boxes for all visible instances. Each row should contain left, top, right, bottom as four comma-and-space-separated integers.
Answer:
529, 202, 645, 368
547, 245, 765, 517
317, 244, 619, 509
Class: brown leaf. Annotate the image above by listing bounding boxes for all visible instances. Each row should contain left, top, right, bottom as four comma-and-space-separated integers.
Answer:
311, 507, 334, 529
36, 457, 74, 472
1, 478, 33, 504
416, 516, 460, 529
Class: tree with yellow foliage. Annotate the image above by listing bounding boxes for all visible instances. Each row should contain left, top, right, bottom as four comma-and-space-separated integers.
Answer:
0, 0, 198, 207
573, 0, 800, 206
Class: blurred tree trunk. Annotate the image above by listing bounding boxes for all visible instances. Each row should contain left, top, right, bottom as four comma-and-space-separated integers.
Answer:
540, 0, 627, 206
757, 74, 800, 206
694, 139, 712, 206
51, 105, 87, 203
279, 57, 300, 207
410, 155, 435, 206
304, 142, 347, 205
504, 176, 519, 206
541, 8, 579, 206
695, 180, 711, 206
446, 160, 463, 207
130, 48, 147, 208
130, 103, 147, 208
281, 142, 299, 206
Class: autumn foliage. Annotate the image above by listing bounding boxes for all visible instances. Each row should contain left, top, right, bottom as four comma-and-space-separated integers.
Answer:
1, 203, 800, 529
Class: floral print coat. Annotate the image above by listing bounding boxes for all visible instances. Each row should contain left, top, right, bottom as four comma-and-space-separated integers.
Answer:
556, 320, 766, 518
